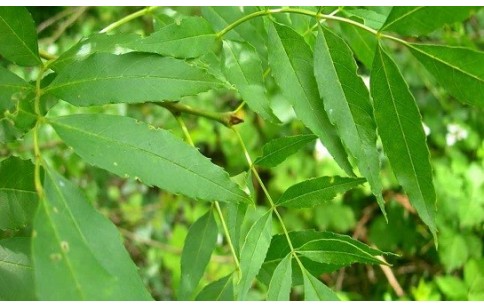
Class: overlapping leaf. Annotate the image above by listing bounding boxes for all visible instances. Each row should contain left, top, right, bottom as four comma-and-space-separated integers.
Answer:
126, 17, 218, 59
32, 168, 152, 300
370, 45, 437, 240
338, 18, 377, 68
267, 21, 354, 176
314, 27, 385, 215
179, 209, 218, 299
196, 273, 234, 301
225, 201, 248, 257
255, 134, 317, 168
408, 44, 484, 108
0, 237, 35, 300
46, 53, 222, 106
49, 114, 249, 204
222, 40, 279, 122
267, 253, 292, 301
50, 33, 140, 71
238, 210, 272, 300
0, 7, 40, 66
0, 66, 32, 114
276, 176, 366, 209
381, 6, 477, 36
0, 157, 38, 231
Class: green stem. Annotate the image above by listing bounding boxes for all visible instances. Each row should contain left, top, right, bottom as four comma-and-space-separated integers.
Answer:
100, 6, 159, 33
39, 49, 57, 61
174, 115, 242, 276
153, 101, 243, 128
232, 127, 296, 254
217, 7, 387, 39
33, 65, 48, 198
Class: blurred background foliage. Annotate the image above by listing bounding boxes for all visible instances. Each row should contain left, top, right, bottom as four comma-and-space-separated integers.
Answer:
1, 6, 483, 301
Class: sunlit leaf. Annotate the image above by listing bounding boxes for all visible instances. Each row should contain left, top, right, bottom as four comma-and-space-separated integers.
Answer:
49, 114, 249, 204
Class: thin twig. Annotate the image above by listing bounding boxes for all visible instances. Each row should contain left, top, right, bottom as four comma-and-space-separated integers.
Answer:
42, 6, 89, 45
37, 7, 77, 33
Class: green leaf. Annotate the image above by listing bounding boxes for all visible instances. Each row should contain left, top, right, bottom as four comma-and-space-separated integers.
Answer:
297, 238, 389, 266
0, 157, 38, 231
196, 273, 234, 301
238, 210, 272, 300
50, 33, 141, 72
314, 27, 385, 215
127, 17, 218, 59
255, 134, 317, 168
435, 276, 468, 300
338, 18, 377, 68
343, 8, 387, 29
381, 7, 477, 36
225, 201, 248, 257
179, 209, 219, 299
276, 176, 366, 209
222, 40, 280, 123
469, 277, 484, 300
46, 53, 222, 106
301, 267, 339, 301
408, 44, 484, 108
370, 45, 437, 241
0, 66, 32, 114
0, 237, 35, 300
267, 21, 354, 177
439, 233, 468, 272
267, 253, 292, 301
0, 7, 40, 66
464, 259, 484, 288
49, 114, 248, 204
32, 168, 152, 300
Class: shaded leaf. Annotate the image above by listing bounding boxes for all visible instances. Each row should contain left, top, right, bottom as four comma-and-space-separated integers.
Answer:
46, 53, 222, 106
0, 237, 35, 300
50, 33, 141, 72
196, 273, 234, 301
314, 27, 385, 215
222, 40, 279, 123
381, 7, 477, 36
267, 253, 292, 301
238, 210, 272, 300
301, 267, 339, 301
32, 168, 152, 300
50, 114, 249, 204
370, 45, 437, 240
0, 7, 40, 66
225, 201, 248, 258
255, 134, 317, 168
408, 44, 484, 108
127, 17, 218, 59
0, 157, 38, 231
338, 17, 377, 68
0, 66, 32, 114
276, 176, 366, 209
179, 209, 218, 299
267, 21, 354, 176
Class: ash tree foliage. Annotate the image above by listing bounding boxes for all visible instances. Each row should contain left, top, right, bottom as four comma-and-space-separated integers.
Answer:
0, 6, 482, 301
